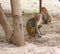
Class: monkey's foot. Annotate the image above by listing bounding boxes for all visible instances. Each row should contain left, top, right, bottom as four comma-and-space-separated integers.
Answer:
40, 33, 45, 35
38, 36, 41, 38
34, 34, 41, 38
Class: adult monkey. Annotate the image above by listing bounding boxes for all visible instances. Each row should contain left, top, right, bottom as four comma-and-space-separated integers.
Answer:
42, 7, 53, 24
26, 13, 43, 38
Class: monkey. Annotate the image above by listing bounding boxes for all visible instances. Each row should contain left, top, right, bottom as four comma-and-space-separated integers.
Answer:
41, 7, 53, 24
26, 13, 44, 38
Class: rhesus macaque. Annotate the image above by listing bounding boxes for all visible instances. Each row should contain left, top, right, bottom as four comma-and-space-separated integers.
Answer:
26, 13, 43, 38
42, 7, 53, 24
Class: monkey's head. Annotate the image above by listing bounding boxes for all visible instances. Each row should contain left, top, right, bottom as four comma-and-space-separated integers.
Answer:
35, 13, 41, 21
42, 7, 48, 13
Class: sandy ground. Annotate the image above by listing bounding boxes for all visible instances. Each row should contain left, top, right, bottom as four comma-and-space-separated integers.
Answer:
0, 14, 60, 54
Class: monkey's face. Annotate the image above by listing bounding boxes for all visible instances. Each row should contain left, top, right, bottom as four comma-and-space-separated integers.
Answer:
36, 14, 41, 21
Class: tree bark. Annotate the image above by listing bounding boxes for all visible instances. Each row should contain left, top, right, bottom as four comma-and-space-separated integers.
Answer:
10, 0, 25, 46
0, 4, 13, 42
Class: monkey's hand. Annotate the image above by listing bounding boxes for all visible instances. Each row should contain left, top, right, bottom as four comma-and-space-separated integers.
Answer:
38, 25, 42, 28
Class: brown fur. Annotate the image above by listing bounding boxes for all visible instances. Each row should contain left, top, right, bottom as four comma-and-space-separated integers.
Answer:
42, 7, 53, 24
26, 16, 42, 37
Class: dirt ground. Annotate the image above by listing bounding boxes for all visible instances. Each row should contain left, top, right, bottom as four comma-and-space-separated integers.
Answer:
0, 14, 60, 54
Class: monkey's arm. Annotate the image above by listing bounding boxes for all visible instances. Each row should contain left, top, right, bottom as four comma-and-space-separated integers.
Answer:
35, 24, 41, 38
49, 15, 53, 23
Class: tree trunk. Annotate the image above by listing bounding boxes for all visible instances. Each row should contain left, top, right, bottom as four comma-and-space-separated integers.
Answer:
0, 4, 13, 42
39, 0, 42, 13
10, 0, 25, 46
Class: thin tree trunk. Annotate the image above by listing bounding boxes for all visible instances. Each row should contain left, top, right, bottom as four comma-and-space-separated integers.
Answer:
39, 0, 42, 13
0, 4, 13, 42
10, 0, 25, 46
